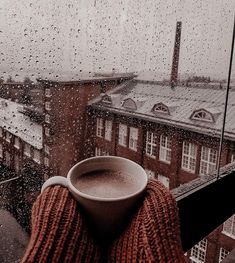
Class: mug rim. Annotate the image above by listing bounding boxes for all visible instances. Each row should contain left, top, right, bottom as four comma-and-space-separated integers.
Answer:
67, 156, 148, 202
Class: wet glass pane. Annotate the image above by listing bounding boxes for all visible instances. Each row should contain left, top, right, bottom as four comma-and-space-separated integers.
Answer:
0, 0, 234, 262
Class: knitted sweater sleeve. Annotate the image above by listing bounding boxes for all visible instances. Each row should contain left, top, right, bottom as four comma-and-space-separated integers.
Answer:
21, 186, 100, 263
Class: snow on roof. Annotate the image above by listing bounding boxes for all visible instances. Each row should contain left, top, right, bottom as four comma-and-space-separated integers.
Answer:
0, 99, 42, 149
90, 80, 235, 141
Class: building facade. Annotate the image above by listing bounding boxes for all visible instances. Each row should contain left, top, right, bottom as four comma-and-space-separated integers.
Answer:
86, 79, 235, 263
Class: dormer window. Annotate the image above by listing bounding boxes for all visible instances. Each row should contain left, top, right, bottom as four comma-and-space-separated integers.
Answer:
152, 103, 169, 114
101, 95, 112, 105
122, 98, 137, 110
191, 109, 214, 123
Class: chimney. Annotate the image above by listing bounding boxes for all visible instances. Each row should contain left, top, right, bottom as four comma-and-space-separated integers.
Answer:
170, 21, 182, 87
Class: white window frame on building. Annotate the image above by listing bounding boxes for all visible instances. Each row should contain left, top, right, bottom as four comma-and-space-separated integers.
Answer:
190, 239, 207, 263
0, 143, 3, 158
15, 155, 20, 173
104, 120, 112, 141
45, 127, 50, 137
219, 248, 229, 263
145, 169, 155, 179
45, 88, 51, 97
5, 131, 11, 143
157, 174, 170, 189
129, 127, 138, 151
222, 214, 235, 239
95, 147, 109, 156
14, 137, 20, 149
44, 145, 50, 155
5, 151, 11, 167
96, 118, 104, 137
45, 101, 51, 111
24, 144, 31, 157
44, 157, 49, 167
200, 146, 217, 176
159, 135, 172, 164
45, 114, 50, 123
118, 123, 127, 147
0, 127, 2, 137
146, 131, 157, 158
33, 149, 41, 164
231, 154, 235, 163
181, 141, 197, 173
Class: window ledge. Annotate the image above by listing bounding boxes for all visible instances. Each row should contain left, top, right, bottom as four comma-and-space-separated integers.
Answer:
146, 154, 156, 159
159, 159, 171, 164
129, 147, 137, 152
181, 167, 195, 174
173, 162, 235, 252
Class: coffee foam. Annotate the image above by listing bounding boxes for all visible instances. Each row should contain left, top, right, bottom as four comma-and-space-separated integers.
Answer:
73, 169, 139, 198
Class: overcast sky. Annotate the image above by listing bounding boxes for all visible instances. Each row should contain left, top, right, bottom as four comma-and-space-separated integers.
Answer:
0, 0, 234, 81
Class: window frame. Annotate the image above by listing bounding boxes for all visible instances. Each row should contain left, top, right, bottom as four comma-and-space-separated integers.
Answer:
129, 127, 138, 151
190, 239, 207, 263
118, 123, 128, 147
24, 144, 31, 157
45, 101, 51, 111
181, 141, 197, 173
5, 151, 11, 167
0, 143, 3, 158
104, 120, 112, 141
145, 131, 157, 158
222, 214, 235, 239
199, 146, 217, 176
45, 114, 50, 123
44, 157, 49, 167
159, 134, 172, 164
219, 247, 229, 263
45, 88, 51, 97
33, 149, 41, 164
96, 118, 104, 138
14, 137, 20, 149
5, 131, 11, 143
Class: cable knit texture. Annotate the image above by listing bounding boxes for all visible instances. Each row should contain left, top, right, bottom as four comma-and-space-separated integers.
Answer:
21, 179, 185, 263
21, 186, 100, 263
109, 179, 186, 263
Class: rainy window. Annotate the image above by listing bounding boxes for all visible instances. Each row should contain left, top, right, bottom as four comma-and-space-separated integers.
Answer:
0, 0, 235, 262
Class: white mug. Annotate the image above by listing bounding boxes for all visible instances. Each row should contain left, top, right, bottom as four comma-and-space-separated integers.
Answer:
41, 156, 148, 239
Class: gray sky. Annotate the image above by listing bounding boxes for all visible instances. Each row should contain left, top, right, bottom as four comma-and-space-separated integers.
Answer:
0, 0, 234, 81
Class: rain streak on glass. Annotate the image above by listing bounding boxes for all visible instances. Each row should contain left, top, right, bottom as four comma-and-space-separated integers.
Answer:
0, 0, 234, 262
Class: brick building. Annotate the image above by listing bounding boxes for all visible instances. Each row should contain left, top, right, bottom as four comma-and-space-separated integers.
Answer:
0, 72, 135, 230
86, 78, 235, 263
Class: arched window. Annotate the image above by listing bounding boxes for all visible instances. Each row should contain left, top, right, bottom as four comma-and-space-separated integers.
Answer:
191, 109, 214, 123
152, 103, 169, 114
101, 94, 112, 105
122, 98, 137, 110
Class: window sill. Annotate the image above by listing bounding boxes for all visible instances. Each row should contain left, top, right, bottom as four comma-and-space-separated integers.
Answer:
14, 145, 20, 149
118, 143, 127, 147
221, 231, 235, 240
129, 147, 137, 152
24, 153, 31, 157
146, 154, 156, 159
181, 167, 195, 174
159, 159, 171, 164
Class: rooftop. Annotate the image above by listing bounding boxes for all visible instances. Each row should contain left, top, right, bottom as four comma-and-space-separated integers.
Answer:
89, 80, 235, 141
0, 99, 42, 149
37, 72, 136, 85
